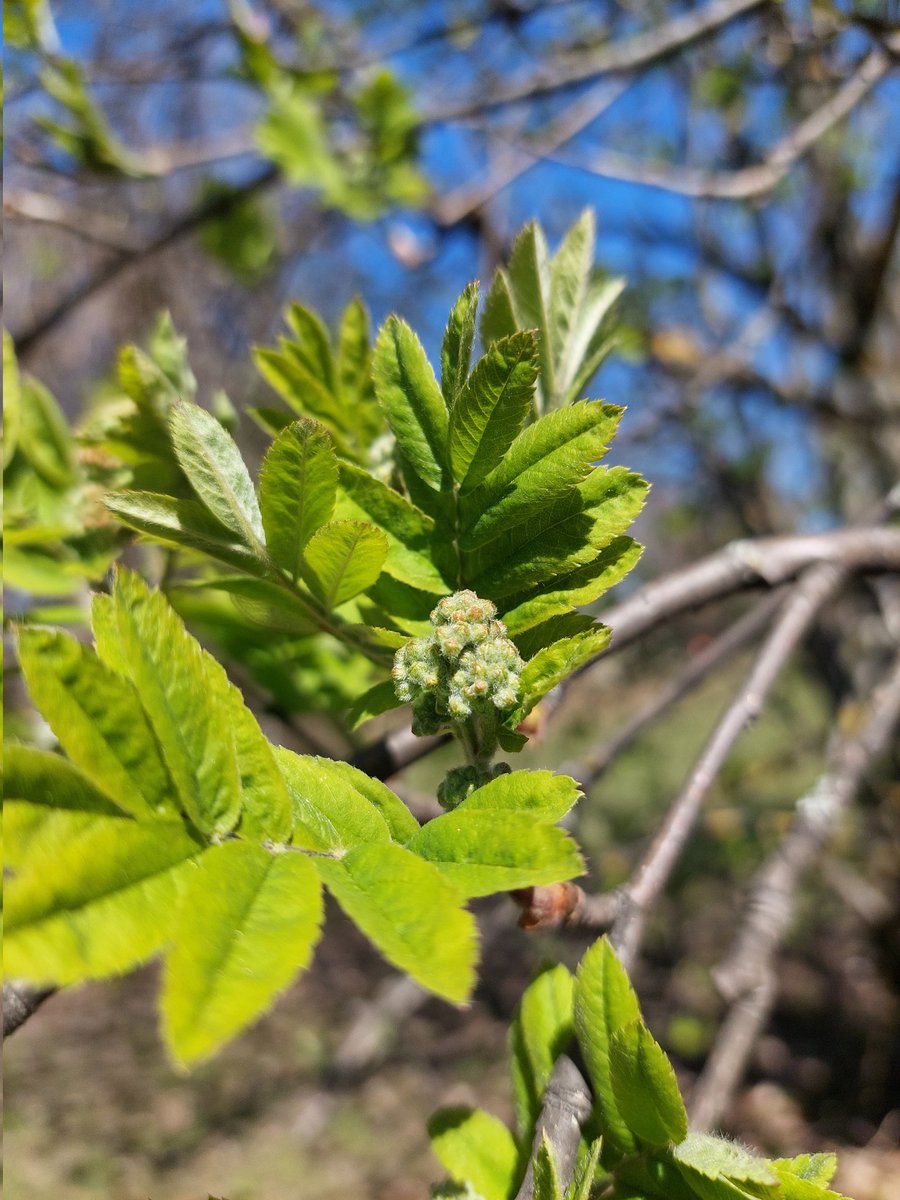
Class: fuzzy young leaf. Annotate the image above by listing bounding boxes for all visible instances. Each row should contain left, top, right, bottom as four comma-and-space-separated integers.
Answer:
428, 1107, 519, 1200
108, 568, 242, 837
609, 1019, 688, 1147
105, 491, 268, 576
17, 627, 178, 820
301, 519, 388, 607
169, 401, 264, 547
373, 316, 448, 492
275, 749, 392, 852
259, 418, 338, 579
335, 460, 449, 593
161, 842, 323, 1064
458, 770, 581, 823
448, 330, 538, 491
441, 281, 479, 408
408, 811, 583, 899
532, 1133, 564, 1200
516, 626, 611, 720
5, 813, 201, 985
509, 964, 575, 1136
573, 937, 640, 1155
768, 1155, 847, 1200
314, 842, 477, 1003
674, 1134, 780, 1200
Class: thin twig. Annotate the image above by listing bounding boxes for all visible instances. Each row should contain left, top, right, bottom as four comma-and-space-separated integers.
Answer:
609, 562, 847, 969
690, 651, 900, 1129
515, 1054, 593, 1200
3, 982, 55, 1037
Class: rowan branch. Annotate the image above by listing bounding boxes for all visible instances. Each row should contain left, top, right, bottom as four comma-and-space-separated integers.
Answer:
427, 0, 770, 122
514, 1054, 593, 1200
2, 982, 55, 1037
534, 38, 898, 200
689, 650, 900, 1130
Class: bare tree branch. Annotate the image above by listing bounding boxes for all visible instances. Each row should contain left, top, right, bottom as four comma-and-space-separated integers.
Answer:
690, 650, 900, 1129
428, 0, 770, 122
532, 38, 898, 200
608, 561, 848, 969
3, 982, 55, 1037
515, 1054, 593, 1200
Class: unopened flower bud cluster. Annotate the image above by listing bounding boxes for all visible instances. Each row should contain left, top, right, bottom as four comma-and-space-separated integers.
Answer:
392, 590, 523, 733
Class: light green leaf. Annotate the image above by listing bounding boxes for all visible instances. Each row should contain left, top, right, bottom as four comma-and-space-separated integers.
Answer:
768, 1155, 847, 1200
3, 744, 127, 870
259, 418, 338, 578
609, 1019, 687, 1147
335, 460, 448, 593
504, 222, 555, 408
337, 297, 371, 402
18, 374, 75, 487
195, 576, 318, 636
161, 842, 323, 1064
564, 275, 625, 405
285, 302, 334, 388
569, 1139, 603, 1200
301, 519, 388, 607
516, 626, 611, 720
459, 402, 622, 551
441, 281, 479, 408
105, 491, 267, 576
502, 537, 642, 636
573, 937, 640, 1155
532, 1133, 563, 1200
90, 593, 130, 674
549, 209, 594, 394
274, 748, 392, 852
373, 316, 448, 492
17, 626, 178, 820
5, 814, 201, 985
346, 677, 402, 730
169, 400, 264, 547
314, 842, 477, 1003
428, 1106, 518, 1200
221, 684, 293, 844
408, 811, 583, 899
309, 756, 420, 844
3, 328, 22, 468
674, 1134, 779, 1200
109, 568, 242, 837
449, 331, 538, 492
458, 770, 581, 823
509, 963, 575, 1136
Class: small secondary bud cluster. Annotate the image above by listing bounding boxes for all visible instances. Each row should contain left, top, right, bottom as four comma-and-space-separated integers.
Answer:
392, 590, 524, 735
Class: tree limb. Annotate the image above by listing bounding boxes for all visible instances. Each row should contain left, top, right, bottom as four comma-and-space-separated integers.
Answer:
689, 650, 900, 1130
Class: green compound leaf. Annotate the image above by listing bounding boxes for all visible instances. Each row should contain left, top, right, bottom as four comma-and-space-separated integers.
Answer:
448, 330, 538, 492
428, 1106, 518, 1200
515, 626, 611, 720
459, 401, 621, 551
457, 770, 581, 823
373, 315, 448, 492
335, 460, 448, 593
573, 936, 640, 1156
17, 626, 178, 820
767, 1155, 848, 1200
569, 1139, 603, 1200
161, 842, 323, 1064
609, 1019, 688, 1147
104, 491, 268, 576
408, 811, 584, 899
440, 280, 479, 408
169, 400, 264, 547
3, 745, 128, 871
314, 842, 477, 1004
673, 1134, 780, 1200
259, 418, 338, 580
108, 568, 242, 837
532, 1132, 563, 1200
307, 756, 420, 844
5, 812, 201, 985
301, 519, 388, 607
275, 748, 392, 852
509, 963, 575, 1137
